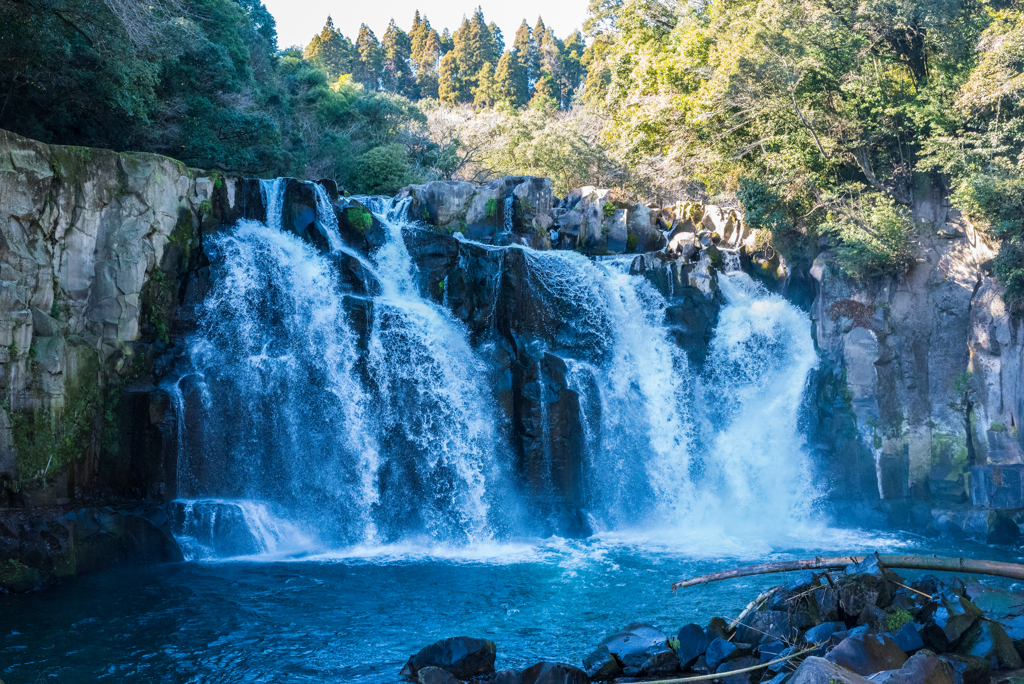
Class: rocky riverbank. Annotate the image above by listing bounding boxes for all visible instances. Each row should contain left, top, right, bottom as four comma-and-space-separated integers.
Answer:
400, 554, 1024, 684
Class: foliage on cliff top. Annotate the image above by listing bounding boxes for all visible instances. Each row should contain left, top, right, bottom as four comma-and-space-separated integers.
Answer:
582, 0, 1015, 281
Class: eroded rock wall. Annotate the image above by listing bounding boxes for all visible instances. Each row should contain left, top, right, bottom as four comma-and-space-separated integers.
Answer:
0, 130, 260, 591
807, 181, 1024, 538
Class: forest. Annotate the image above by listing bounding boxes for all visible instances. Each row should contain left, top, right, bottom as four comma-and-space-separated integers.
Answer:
3, 0, 1024, 295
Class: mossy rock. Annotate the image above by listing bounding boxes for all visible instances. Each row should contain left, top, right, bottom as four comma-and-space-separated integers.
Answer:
0, 559, 45, 593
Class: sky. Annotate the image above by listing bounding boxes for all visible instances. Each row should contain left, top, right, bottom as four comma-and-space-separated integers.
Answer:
262, 0, 590, 50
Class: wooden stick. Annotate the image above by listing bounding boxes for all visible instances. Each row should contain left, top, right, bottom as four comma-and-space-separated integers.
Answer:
641, 644, 825, 684
728, 586, 779, 631
672, 555, 1024, 591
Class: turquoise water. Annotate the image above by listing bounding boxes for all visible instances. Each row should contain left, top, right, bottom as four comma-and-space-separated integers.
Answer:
4, 531, 1020, 683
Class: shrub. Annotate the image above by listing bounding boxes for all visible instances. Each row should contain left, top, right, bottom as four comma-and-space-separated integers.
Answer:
821, 194, 913, 280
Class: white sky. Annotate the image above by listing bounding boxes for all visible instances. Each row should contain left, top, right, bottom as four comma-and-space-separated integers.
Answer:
262, 0, 590, 50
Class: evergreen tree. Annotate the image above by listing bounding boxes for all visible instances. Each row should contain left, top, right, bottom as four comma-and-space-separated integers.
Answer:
561, 30, 586, 105
410, 13, 442, 99
488, 22, 505, 57
354, 23, 383, 90
473, 61, 497, 107
531, 72, 558, 107
438, 51, 465, 104
304, 16, 352, 80
580, 35, 612, 108
470, 9, 499, 68
382, 19, 414, 96
530, 17, 547, 85
440, 28, 454, 54
512, 21, 533, 84
538, 27, 564, 105
495, 50, 529, 105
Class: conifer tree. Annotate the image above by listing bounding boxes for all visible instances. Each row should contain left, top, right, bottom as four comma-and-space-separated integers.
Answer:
538, 27, 564, 105
354, 24, 383, 89
488, 22, 505, 57
440, 28, 454, 54
410, 14, 442, 99
561, 30, 585, 105
473, 61, 497, 107
438, 51, 465, 104
304, 16, 352, 80
512, 21, 532, 84
530, 17, 546, 84
495, 49, 529, 105
382, 19, 414, 96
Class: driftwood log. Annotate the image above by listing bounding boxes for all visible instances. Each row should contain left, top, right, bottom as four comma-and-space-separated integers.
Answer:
672, 555, 1024, 591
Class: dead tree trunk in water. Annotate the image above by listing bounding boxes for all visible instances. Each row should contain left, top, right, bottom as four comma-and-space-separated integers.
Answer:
672, 555, 1024, 591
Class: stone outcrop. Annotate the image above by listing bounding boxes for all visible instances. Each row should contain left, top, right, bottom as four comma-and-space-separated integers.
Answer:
0, 129, 260, 590
400, 179, 755, 259
807, 179, 1024, 538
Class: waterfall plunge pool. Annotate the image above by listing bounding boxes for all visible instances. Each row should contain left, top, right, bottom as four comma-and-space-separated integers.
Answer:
4, 532, 1022, 683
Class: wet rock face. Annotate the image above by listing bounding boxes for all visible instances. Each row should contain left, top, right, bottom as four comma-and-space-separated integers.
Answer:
807, 177, 1024, 530
0, 505, 183, 593
400, 636, 497, 680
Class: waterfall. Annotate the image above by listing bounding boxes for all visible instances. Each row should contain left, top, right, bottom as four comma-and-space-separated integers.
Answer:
171, 178, 821, 557
511, 248, 820, 536
698, 272, 820, 530
173, 187, 509, 555
361, 197, 505, 543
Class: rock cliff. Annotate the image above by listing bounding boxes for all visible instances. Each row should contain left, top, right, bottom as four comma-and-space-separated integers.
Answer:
0, 130, 261, 590
806, 182, 1024, 540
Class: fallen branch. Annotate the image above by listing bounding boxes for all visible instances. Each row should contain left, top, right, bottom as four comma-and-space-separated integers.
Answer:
672, 555, 1024, 591
728, 586, 779, 632
641, 643, 825, 684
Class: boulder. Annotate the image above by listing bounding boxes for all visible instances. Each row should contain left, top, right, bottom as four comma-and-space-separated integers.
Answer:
869, 651, 956, 684
336, 198, 386, 252
582, 648, 620, 681
735, 609, 794, 646
494, 670, 523, 684
937, 654, 990, 684
716, 656, 761, 683
790, 656, 873, 684
956, 618, 1023, 669
962, 581, 1024, 619
920, 592, 983, 651
676, 623, 710, 668
839, 554, 900, 616
596, 623, 675, 673
417, 667, 460, 684
803, 621, 848, 645
281, 178, 331, 252
520, 662, 589, 684
826, 632, 908, 676
400, 637, 497, 680
890, 621, 926, 654
705, 638, 753, 671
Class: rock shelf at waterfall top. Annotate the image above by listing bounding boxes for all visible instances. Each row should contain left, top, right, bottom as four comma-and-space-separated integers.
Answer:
400, 554, 1024, 684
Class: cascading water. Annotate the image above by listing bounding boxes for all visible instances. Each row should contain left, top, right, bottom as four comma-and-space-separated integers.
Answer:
697, 267, 820, 531
172, 177, 823, 558
361, 197, 507, 543
172, 183, 510, 556
505, 248, 821, 538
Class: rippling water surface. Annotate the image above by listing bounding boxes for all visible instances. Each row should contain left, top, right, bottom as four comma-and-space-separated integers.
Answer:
5, 530, 1022, 683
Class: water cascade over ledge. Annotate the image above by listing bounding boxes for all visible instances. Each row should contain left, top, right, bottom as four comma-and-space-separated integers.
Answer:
168, 180, 824, 559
